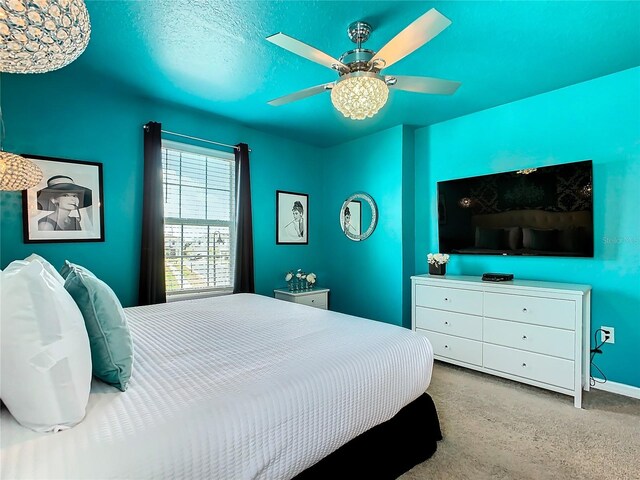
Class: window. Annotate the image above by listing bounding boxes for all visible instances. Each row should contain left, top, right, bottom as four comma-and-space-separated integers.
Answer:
162, 140, 236, 296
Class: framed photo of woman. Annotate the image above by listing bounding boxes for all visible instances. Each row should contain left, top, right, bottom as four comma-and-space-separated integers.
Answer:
276, 190, 308, 245
22, 155, 105, 243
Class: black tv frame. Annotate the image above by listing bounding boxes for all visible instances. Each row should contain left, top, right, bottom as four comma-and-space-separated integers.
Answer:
436, 160, 594, 258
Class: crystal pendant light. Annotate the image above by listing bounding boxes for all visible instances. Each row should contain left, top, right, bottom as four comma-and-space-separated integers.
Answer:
0, 105, 42, 191
0, 150, 43, 190
331, 72, 389, 120
0, 0, 91, 74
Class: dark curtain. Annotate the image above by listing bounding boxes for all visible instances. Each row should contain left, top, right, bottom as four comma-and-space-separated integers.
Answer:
233, 143, 255, 293
138, 121, 166, 305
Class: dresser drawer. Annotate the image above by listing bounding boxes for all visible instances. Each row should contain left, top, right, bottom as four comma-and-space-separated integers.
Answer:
415, 285, 483, 316
415, 307, 482, 341
484, 292, 575, 330
483, 343, 574, 390
484, 318, 574, 360
416, 329, 482, 366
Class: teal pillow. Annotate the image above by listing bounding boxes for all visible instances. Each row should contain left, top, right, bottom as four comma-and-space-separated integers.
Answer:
60, 260, 95, 279
64, 264, 133, 391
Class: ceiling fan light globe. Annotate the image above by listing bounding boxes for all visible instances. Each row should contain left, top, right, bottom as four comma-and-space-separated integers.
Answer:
330, 74, 389, 120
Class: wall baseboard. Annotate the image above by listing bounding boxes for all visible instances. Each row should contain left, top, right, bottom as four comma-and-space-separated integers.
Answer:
591, 379, 640, 400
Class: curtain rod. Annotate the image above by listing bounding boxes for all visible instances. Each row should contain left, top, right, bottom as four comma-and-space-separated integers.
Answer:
143, 125, 251, 152
162, 130, 243, 151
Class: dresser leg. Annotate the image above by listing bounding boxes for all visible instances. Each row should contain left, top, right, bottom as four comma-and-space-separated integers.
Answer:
574, 389, 582, 409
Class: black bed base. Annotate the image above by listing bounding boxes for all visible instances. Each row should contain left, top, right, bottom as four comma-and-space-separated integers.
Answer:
295, 392, 442, 480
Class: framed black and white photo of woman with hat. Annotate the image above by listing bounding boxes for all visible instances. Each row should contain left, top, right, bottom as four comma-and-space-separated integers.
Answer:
276, 190, 308, 245
22, 155, 104, 243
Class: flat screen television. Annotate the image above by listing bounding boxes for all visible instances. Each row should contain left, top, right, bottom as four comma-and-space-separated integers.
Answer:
437, 160, 593, 257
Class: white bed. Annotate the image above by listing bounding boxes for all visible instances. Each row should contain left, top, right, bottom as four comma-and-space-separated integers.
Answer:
1, 293, 434, 479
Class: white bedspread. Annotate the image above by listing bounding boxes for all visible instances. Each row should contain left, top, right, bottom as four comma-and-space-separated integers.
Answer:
1, 294, 433, 480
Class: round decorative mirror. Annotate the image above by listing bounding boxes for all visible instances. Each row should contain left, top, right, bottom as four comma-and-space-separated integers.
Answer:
339, 192, 378, 241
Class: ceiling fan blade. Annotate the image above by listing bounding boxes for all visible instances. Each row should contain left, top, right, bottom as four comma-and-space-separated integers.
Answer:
388, 75, 461, 95
267, 83, 334, 106
372, 9, 451, 69
266, 33, 347, 70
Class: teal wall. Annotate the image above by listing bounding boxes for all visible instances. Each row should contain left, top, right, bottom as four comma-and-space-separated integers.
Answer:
320, 126, 409, 326
0, 70, 325, 307
414, 67, 640, 388
0, 63, 412, 325
2, 64, 638, 389
401, 126, 416, 328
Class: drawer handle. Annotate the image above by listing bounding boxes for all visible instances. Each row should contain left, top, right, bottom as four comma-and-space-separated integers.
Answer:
444, 297, 449, 302
522, 308, 528, 313
522, 335, 527, 340
311, 299, 315, 303
444, 321, 449, 325
444, 345, 449, 349
522, 363, 527, 367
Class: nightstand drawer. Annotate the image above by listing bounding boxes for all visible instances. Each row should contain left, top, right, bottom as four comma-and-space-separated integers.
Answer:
415, 285, 483, 316
416, 329, 482, 366
484, 317, 574, 360
415, 306, 482, 341
483, 343, 574, 390
296, 294, 327, 309
274, 289, 330, 310
484, 292, 575, 330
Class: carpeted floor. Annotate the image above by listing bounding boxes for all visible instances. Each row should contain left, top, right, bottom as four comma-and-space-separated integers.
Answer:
401, 362, 640, 480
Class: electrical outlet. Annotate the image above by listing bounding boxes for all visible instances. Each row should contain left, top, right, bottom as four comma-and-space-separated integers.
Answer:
601, 326, 615, 344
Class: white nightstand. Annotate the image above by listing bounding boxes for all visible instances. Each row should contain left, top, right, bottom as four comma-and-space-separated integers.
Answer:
274, 288, 330, 310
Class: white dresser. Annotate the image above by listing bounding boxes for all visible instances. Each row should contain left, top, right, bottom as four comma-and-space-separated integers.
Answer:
274, 288, 330, 310
411, 275, 591, 408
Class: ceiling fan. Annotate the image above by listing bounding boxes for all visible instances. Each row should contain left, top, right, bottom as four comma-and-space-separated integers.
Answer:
266, 8, 461, 120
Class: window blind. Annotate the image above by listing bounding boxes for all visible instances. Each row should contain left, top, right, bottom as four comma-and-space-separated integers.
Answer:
161, 141, 236, 294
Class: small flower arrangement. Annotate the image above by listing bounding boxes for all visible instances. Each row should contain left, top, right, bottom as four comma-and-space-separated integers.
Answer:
285, 269, 317, 291
427, 253, 449, 276
427, 253, 450, 265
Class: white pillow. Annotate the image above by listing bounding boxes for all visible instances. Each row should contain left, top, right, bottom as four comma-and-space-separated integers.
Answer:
0, 260, 92, 432
24, 253, 65, 285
